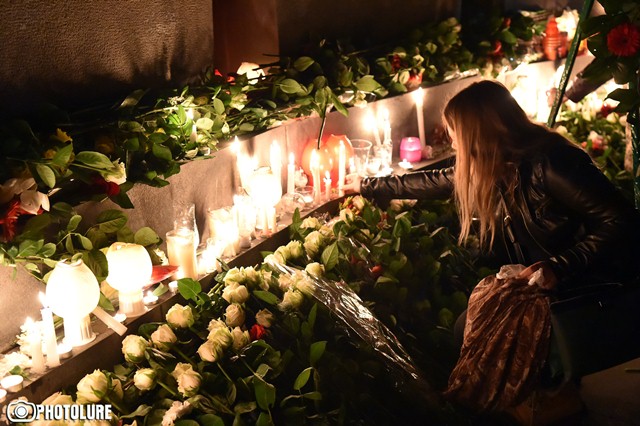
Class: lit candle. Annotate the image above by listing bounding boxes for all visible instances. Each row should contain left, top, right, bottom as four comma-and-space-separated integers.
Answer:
166, 228, 198, 280
398, 159, 414, 170
364, 112, 382, 145
324, 171, 332, 201
143, 291, 159, 306
267, 206, 277, 234
24, 317, 45, 374
56, 343, 73, 360
39, 292, 60, 369
338, 140, 346, 196
287, 152, 295, 194
113, 313, 127, 323
310, 149, 321, 204
270, 140, 282, 189
0, 375, 24, 392
411, 88, 426, 149
381, 108, 391, 143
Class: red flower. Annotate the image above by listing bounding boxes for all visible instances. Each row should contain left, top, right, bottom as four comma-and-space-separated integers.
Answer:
607, 22, 640, 57
250, 324, 267, 341
92, 176, 121, 197
0, 199, 29, 241
600, 103, 615, 117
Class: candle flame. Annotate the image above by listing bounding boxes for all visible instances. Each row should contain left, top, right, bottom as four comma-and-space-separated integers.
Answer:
364, 113, 377, 131
231, 136, 240, 155
411, 88, 424, 107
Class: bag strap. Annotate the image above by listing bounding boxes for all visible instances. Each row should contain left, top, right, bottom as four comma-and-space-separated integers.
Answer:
498, 190, 527, 265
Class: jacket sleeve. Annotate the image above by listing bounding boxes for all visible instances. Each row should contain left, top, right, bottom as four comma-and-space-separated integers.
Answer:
360, 167, 455, 202
543, 147, 640, 285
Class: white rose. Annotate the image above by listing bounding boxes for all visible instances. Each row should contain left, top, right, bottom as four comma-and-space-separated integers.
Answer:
286, 240, 304, 259
121, 335, 149, 363
555, 125, 568, 136
275, 246, 290, 263
305, 262, 324, 278
42, 392, 74, 405
295, 275, 316, 297
111, 378, 124, 400
207, 318, 227, 332
278, 273, 293, 292
133, 368, 157, 391
222, 282, 249, 304
223, 267, 244, 286
104, 161, 127, 185
171, 363, 202, 397
208, 326, 233, 349
225, 303, 245, 328
606, 112, 618, 123
582, 110, 592, 122
319, 225, 333, 238
339, 208, 355, 222
352, 195, 366, 211
162, 401, 193, 426
303, 231, 325, 259
166, 304, 195, 328
151, 324, 177, 351
243, 266, 260, 286
231, 327, 250, 352
278, 289, 304, 311
263, 253, 280, 266
258, 270, 272, 290
76, 370, 109, 403
300, 217, 321, 229
197, 339, 225, 363
255, 309, 275, 328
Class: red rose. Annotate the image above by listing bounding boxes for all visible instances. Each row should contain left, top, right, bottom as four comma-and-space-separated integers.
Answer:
92, 176, 121, 197
250, 324, 267, 341
600, 103, 615, 118
607, 22, 640, 57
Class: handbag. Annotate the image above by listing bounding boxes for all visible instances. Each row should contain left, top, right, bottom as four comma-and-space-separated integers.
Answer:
499, 192, 640, 381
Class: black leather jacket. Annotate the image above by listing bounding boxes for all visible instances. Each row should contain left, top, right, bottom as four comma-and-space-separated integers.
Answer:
361, 142, 640, 290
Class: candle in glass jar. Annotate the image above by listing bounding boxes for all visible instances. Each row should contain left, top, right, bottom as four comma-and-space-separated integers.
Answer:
166, 228, 198, 280
287, 152, 295, 194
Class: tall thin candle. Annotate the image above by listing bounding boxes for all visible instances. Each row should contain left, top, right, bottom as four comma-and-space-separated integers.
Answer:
364, 113, 381, 146
310, 149, 321, 204
25, 317, 45, 374
411, 88, 426, 149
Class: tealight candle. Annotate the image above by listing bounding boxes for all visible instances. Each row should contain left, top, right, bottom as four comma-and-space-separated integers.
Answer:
398, 159, 414, 170
57, 343, 73, 360
113, 313, 127, 323
1, 375, 24, 392
143, 291, 159, 306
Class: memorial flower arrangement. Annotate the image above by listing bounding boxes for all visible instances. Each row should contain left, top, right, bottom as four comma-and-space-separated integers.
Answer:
25, 197, 490, 425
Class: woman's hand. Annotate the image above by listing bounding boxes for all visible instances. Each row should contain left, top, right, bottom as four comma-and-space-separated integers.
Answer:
517, 261, 558, 290
342, 173, 363, 194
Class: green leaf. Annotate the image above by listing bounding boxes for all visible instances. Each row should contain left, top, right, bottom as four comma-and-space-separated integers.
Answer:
309, 340, 327, 366
67, 215, 82, 232
38, 243, 56, 258
120, 404, 152, 419
152, 143, 173, 161
116, 226, 135, 242
178, 278, 202, 301
175, 421, 200, 426
302, 391, 323, 400
213, 98, 226, 115
86, 228, 108, 248
51, 144, 73, 167
134, 227, 160, 246
293, 367, 313, 390
78, 235, 93, 250
196, 117, 215, 131
96, 210, 127, 233
35, 164, 56, 188
197, 414, 225, 426
354, 75, 382, 93
75, 151, 114, 169
124, 137, 140, 151
253, 290, 279, 305
255, 412, 274, 426
320, 242, 339, 271
239, 123, 255, 132
84, 250, 109, 282
17, 239, 42, 258
118, 89, 147, 110
294, 56, 315, 72
254, 379, 276, 410
279, 79, 304, 94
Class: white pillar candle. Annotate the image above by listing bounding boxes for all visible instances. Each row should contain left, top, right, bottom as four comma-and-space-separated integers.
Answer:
338, 140, 346, 196
324, 171, 332, 201
267, 206, 277, 234
287, 152, 295, 194
39, 292, 60, 369
411, 88, 426, 149
166, 228, 198, 279
92, 307, 127, 336
25, 317, 45, 374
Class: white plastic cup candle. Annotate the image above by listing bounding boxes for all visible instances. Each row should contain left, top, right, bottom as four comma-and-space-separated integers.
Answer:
39, 292, 60, 369
166, 228, 198, 280
0, 375, 23, 392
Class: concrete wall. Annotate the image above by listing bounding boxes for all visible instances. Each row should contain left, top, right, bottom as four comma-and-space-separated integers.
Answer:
0, 0, 214, 115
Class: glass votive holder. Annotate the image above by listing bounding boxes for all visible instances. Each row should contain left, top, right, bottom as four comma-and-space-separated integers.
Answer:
166, 228, 198, 280
296, 186, 315, 210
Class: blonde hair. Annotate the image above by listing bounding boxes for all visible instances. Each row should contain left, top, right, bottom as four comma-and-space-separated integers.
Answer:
443, 80, 554, 248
